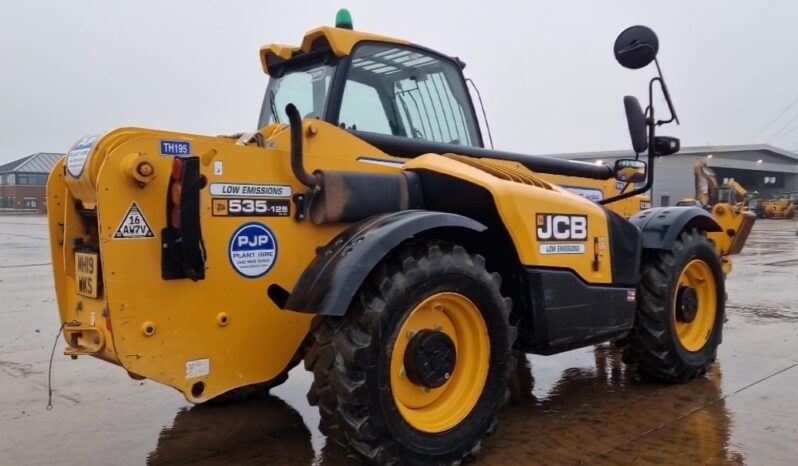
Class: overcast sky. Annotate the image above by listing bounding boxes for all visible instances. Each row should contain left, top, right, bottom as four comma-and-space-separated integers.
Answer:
2, 0, 798, 163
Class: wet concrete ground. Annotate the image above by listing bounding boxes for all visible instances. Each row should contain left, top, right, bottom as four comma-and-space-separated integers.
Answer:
1, 216, 796, 465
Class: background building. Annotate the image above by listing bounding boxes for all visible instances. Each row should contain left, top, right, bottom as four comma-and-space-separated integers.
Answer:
0, 152, 62, 213
558, 145, 798, 207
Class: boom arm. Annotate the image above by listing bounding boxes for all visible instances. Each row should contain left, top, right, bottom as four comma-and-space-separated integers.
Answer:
729, 180, 748, 199
694, 159, 719, 206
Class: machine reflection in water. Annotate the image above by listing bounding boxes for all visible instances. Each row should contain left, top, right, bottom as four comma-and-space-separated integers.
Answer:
492, 346, 745, 465
149, 346, 745, 465
148, 395, 317, 466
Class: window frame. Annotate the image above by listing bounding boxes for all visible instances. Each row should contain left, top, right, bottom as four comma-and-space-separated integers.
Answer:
327, 41, 484, 148
258, 50, 343, 129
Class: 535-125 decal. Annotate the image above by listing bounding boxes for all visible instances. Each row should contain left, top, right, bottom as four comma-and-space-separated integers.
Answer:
212, 198, 290, 217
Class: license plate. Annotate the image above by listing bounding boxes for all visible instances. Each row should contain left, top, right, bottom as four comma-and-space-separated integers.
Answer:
75, 252, 99, 298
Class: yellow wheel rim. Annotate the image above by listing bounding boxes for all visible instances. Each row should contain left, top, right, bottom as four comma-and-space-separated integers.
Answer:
390, 292, 490, 434
673, 259, 717, 352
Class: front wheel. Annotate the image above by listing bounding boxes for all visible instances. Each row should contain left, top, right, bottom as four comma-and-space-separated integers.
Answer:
305, 240, 515, 465
624, 228, 725, 383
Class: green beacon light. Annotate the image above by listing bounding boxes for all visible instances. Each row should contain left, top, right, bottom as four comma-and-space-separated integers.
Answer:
335, 8, 353, 30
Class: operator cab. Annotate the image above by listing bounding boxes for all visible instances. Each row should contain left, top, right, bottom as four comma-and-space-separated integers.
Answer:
257, 14, 675, 191
258, 28, 484, 149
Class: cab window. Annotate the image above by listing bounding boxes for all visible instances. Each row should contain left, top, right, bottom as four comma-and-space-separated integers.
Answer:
260, 61, 335, 126
338, 43, 481, 147
339, 80, 392, 134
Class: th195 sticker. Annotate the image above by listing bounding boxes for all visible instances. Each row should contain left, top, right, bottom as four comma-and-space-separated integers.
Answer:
229, 223, 278, 278
160, 140, 191, 156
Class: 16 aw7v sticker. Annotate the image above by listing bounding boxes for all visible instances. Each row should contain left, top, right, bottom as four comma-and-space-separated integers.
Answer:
114, 202, 155, 239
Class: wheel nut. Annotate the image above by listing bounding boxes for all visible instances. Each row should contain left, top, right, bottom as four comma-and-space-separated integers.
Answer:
399, 367, 406, 379
444, 372, 450, 380
434, 325, 443, 331
407, 330, 416, 339
422, 386, 430, 393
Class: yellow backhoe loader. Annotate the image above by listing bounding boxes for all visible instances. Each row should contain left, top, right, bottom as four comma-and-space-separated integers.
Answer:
680, 159, 748, 209
47, 11, 755, 465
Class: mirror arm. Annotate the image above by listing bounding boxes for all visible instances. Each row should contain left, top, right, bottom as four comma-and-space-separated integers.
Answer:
603, 47, 677, 205
652, 58, 679, 125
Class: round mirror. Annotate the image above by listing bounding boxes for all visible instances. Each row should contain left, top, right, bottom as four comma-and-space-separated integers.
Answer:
614, 25, 659, 69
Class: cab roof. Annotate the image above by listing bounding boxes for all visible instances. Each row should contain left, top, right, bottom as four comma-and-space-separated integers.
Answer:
259, 26, 410, 75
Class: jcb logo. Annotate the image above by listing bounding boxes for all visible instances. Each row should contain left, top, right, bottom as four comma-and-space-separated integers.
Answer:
536, 214, 588, 241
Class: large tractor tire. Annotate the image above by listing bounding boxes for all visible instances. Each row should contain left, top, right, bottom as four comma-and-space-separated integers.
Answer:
624, 228, 725, 383
305, 240, 515, 465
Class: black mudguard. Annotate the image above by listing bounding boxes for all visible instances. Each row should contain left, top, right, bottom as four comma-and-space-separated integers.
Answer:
284, 210, 486, 316
629, 206, 721, 250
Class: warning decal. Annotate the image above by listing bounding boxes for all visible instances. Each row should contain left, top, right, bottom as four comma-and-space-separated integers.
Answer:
185, 358, 210, 379
114, 202, 155, 239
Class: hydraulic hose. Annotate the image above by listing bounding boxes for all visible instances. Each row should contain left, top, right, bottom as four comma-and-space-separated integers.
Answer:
285, 103, 317, 188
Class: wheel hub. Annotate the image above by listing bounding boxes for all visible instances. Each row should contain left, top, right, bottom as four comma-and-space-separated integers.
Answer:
404, 329, 456, 389
676, 286, 699, 323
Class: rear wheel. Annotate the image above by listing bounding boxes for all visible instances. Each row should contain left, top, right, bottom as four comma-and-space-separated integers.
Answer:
305, 240, 515, 465
624, 228, 725, 383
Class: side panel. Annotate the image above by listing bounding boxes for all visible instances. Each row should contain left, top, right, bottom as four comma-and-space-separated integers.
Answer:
525, 269, 636, 355
46, 159, 69, 326
605, 208, 641, 286
405, 154, 615, 285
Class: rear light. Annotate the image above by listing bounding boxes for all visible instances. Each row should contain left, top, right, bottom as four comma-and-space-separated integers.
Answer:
162, 155, 206, 281
171, 157, 185, 181
169, 156, 186, 230
170, 205, 181, 229
170, 181, 182, 205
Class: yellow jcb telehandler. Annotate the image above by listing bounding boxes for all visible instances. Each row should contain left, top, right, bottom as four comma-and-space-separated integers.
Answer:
47, 12, 755, 465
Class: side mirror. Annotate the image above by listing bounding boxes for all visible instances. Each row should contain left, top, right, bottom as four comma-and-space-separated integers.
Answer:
624, 96, 648, 154
614, 159, 647, 183
654, 136, 680, 156
614, 26, 659, 69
